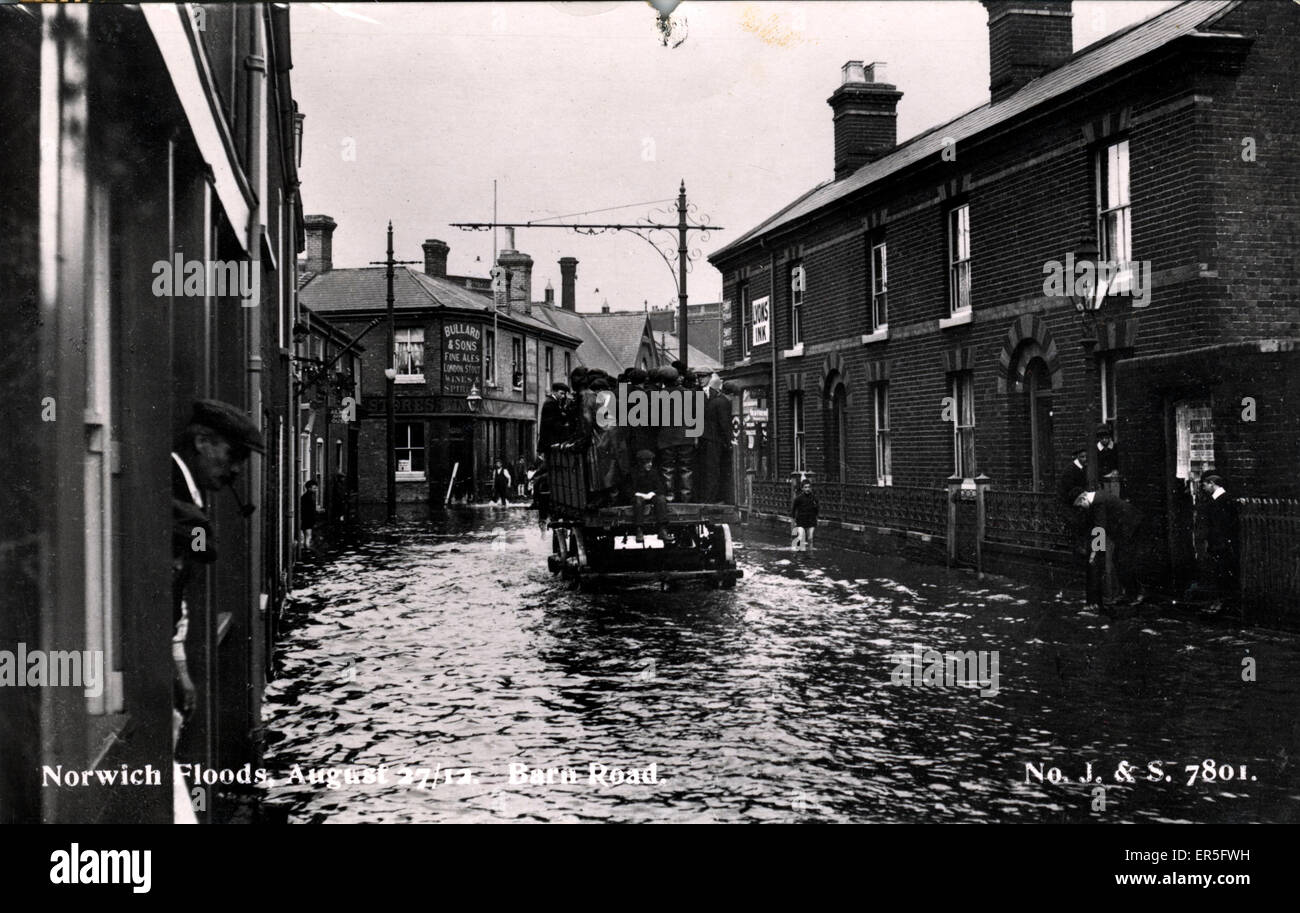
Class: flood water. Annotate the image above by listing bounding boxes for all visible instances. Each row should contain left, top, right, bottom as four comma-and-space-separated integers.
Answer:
260, 508, 1300, 823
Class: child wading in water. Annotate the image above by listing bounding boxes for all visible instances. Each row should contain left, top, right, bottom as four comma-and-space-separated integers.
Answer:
791, 479, 819, 551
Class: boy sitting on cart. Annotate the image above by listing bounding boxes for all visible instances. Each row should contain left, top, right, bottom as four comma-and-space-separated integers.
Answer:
630, 449, 670, 545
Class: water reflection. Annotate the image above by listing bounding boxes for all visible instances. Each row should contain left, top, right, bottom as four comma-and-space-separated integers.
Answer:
261, 508, 1300, 823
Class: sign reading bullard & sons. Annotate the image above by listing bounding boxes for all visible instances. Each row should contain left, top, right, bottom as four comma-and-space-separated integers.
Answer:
442, 322, 482, 395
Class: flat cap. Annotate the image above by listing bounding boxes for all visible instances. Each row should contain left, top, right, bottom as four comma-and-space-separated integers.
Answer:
635, 449, 656, 462
1095, 423, 1113, 438
191, 399, 265, 454
651, 365, 679, 385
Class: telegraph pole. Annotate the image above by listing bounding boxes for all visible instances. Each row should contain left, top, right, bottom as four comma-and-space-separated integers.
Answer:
370, 222, 419, 521
677, 181, 689, 364
452, 181, 720, 367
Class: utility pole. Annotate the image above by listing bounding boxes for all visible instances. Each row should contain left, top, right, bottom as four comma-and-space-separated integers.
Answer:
370, 222, 419, 521
452, 180, 720, 368
677, 181, 689, 365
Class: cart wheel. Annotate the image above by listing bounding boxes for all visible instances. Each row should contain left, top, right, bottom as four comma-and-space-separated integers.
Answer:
713, 523, 734, 564
549, 529, 566, 575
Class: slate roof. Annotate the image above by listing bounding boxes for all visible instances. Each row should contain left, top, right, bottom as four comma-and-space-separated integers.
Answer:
711, 0, 1240, 260
529, 306, 625, 377
298, 266, 577, 342
583, 312, 657, 369
652, 330, 721, 373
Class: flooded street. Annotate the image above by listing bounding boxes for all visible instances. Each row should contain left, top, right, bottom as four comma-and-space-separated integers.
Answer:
261, 509, 1300, 823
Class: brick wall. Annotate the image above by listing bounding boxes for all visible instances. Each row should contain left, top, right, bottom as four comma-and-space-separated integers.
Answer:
715, 0, 1299, 560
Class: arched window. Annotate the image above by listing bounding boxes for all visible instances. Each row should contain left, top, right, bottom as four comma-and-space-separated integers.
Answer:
1026, 358, 1055, 491
825, 382, 848, 481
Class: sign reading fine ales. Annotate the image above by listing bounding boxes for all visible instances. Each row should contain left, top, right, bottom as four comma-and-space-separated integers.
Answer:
442, 322, 482, 395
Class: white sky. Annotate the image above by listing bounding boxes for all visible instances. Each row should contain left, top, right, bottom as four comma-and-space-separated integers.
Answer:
292, 1, 1176, 311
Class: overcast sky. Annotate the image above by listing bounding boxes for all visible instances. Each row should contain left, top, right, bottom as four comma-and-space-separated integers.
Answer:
292, 1, 1176, 312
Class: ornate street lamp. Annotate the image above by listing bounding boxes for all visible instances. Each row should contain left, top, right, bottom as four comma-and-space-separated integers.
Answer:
466, 383, 482, 413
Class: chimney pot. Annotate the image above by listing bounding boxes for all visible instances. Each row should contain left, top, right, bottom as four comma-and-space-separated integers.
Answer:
842, 60, 866, 85
827, 62, 902, 180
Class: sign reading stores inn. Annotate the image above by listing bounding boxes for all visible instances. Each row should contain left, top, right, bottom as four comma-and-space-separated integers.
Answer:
442, 322, 482, 395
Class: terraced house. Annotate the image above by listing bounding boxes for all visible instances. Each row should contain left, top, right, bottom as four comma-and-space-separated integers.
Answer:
711, 0, 1299, 614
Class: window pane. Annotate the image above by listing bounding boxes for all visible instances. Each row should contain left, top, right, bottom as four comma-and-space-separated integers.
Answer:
1108, 140, 1129, 207
952, 205, 970, 260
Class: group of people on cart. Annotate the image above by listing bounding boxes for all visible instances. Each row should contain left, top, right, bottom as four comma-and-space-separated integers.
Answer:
533, 361, 737, 539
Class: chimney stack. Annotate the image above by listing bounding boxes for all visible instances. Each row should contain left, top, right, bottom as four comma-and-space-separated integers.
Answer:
601, 299, 610, 314
827, 61, 902, 181
982, 1, 1073, 104
304, 214, 336, 273
559, 257, 578, 312
496, 236, 533, 313
544, 280, 555, 306
422, 238, 449, 278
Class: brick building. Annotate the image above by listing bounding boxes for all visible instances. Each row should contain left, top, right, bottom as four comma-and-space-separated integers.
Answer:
299, 220, 581, 506
649, 301, 725, 364
710, 0, 1299, 593
2, 2, 304, 821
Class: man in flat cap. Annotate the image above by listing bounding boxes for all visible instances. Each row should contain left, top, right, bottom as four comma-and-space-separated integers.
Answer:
1199, 474, 1240, 615
170, 398, 262, 822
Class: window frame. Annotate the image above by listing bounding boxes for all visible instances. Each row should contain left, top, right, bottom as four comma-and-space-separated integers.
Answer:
484, 328, 497, 386
826, 383, 847, 482
1099, 353, 1118, 425
870, 239, 888, 333
394, 326, 425, 383
791, 390, 806, 473
545, 346, 554, 385
789, 263, 804, 347
394, 420, 427, 481
511, 336, 524, 391
947, 203, 972, 318
874, 382, 892, 486
951, 372, 976, 478
1095, 138, 1132, 292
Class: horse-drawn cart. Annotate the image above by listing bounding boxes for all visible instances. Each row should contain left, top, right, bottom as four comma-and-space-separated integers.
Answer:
541, 449, 742, 590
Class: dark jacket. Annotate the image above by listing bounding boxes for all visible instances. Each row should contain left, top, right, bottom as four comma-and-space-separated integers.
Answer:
701, 387, 733, 447
1204, 491, 1239, 556
1082, 490, 1143, 546
792, 492, 820, 528
629, 462, 666, 498
1097, 441, 1119, 477
172, 456, 215, 628
538, 395, 572, 452
1057, 459, 1087, 506
656, 385, 692, 450
300, 489, 318, 529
